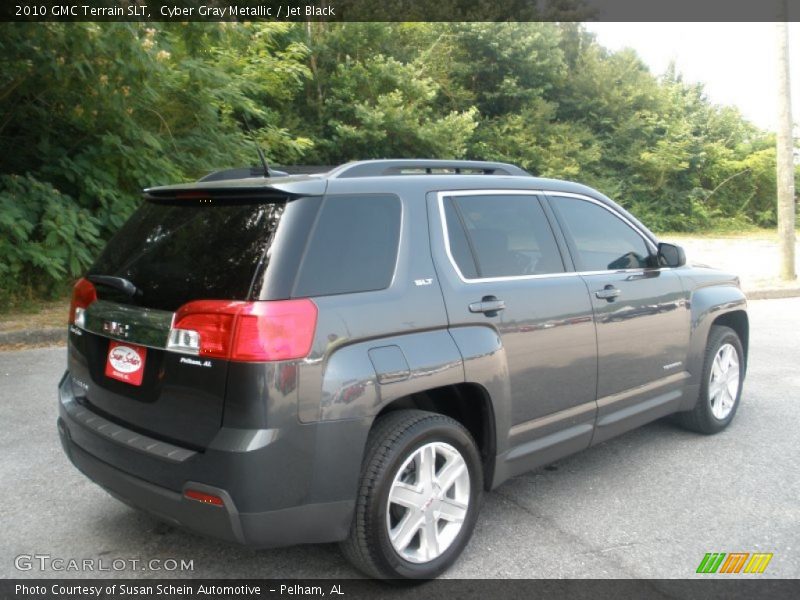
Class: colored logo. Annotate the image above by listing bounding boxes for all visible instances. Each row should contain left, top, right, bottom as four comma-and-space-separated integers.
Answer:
696, 552, 773, 574
108, 346, 142, 373
105, 341, 147, 386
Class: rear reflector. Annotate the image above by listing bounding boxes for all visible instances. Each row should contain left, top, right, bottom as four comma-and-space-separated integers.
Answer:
168, 299, 317, 362
69, 278, 97, 326
184, 489, 224, 507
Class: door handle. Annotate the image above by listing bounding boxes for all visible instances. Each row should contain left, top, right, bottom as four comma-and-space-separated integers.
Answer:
469, 296, 506, 316
595, 285, 621, 301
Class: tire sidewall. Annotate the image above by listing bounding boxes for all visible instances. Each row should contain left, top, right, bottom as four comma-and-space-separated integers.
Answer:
369, 419, 483, 580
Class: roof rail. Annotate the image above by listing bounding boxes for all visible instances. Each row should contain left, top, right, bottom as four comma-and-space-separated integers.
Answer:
330, 159, 530, 178
275, 165, 336, 176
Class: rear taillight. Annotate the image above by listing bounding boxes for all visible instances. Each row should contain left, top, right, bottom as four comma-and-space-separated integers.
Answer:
167, 299, 318, 362
68, 278, 97, 327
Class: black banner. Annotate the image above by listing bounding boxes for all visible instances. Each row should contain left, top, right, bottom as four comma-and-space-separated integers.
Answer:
2, 0, 800, 23
4, 579, 800, 600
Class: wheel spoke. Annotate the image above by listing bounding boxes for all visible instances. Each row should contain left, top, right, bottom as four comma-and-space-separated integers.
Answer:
421, 514, 440, 560
712, 394, 722, 418
720, 345, 732, 370
711, 356, 724, 380
709, 379, 721, 402
390, 510, 424, 551
417, 445, 436, 490
437, 497, 467, 523
436, 457, 467, 492
726, 376, 738, 399
389, 482, 425, 510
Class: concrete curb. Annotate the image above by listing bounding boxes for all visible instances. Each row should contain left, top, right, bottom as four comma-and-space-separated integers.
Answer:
743, 287, 800, 300
0, 289, 798, 347
0, 327, 67, 346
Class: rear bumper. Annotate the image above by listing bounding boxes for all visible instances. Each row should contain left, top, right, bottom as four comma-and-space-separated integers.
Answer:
57, 371, 363, 548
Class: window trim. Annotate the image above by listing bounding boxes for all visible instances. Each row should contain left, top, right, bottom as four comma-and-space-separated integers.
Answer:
437, 190, 661, 284
444, 194, 483, 278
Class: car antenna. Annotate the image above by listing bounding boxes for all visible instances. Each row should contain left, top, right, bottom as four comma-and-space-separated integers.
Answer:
242, 114, 270, 177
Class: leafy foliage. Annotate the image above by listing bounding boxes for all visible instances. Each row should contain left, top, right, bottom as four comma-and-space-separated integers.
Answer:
0, 22, 790, 309
0, 22, 310, 307
0, 174, 101, 304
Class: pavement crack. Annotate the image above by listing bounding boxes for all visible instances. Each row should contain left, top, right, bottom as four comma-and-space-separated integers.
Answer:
493, 488, 640, 578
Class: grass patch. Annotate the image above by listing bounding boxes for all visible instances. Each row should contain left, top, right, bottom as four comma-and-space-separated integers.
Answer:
0, 298, 69, 332
656, 227, 781, 241
0, 339, 67, 352
655, 224, 800, 241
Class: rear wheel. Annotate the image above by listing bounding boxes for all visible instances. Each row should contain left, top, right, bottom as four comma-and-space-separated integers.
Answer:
341, 409, 483, 580
678, 325, 745, 434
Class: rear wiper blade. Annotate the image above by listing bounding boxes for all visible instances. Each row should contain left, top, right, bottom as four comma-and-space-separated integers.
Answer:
87, 275, 141, 298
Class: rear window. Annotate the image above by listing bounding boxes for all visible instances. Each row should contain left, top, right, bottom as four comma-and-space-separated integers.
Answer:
293, 194, 401, 297
89, 201, 287, 311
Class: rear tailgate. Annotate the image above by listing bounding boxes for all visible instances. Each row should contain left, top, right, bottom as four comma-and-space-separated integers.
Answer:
68, 189, 316, 448
68, 304, 225, 449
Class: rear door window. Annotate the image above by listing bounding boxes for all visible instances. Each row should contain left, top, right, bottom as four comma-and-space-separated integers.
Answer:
442, 194, 565, 279
89, 201, 287, 311
293, 194, 401, 297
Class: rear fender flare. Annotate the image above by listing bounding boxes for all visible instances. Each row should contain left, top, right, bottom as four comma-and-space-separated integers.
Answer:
447, 325, 512, 457
318, 329, 465, 422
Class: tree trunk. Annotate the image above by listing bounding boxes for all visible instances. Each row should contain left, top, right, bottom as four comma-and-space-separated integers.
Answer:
776, 17, 797, 281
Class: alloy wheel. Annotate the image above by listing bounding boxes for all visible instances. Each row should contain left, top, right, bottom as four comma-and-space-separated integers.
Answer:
709, 342, 740, 420
385, 441, 471, 564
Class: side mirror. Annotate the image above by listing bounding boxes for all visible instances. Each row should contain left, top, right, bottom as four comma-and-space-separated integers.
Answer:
657, 242, 686, 268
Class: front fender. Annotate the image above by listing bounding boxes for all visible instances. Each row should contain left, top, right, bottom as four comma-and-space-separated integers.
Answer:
683, 279, 747, 407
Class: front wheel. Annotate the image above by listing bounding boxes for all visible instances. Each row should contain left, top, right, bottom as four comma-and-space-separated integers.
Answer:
341, 410, 483, 580
678, 325, 745, 434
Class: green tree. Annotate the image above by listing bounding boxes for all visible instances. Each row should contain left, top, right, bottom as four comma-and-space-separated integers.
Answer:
0, 22, 311, 307
0, 22, 785, 308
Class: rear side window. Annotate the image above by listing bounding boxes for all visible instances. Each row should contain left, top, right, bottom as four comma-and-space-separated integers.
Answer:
443, 194, 565, 279
293, 194, 401, 297
89, 201, 286, 311
550, 196, 652, 271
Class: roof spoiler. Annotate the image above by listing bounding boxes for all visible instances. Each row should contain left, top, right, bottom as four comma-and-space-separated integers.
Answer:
143, 178, 327, 203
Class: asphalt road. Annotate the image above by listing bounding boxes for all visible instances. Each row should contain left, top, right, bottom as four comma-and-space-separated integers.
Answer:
1, 298, 798, 580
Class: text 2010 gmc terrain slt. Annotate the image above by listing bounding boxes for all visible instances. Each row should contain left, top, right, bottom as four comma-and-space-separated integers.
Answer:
58, 160, 748, 579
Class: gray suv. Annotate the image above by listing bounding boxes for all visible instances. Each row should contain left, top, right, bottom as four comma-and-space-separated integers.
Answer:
57, 160, 748, 579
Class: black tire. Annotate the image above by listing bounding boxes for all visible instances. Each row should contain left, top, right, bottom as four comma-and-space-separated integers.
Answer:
341, 409, 483, 580
678, 325, 745, 434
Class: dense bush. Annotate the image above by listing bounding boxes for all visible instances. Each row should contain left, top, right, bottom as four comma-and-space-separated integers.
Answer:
0, 22, 311, 307
0, 22, 790, 309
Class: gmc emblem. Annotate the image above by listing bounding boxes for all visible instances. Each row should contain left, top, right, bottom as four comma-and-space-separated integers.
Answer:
103, 321, 130, 338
